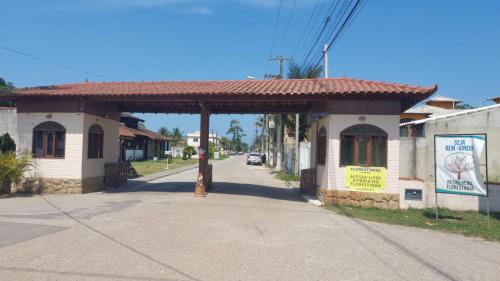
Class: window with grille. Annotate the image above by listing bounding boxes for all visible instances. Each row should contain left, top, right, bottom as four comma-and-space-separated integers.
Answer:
33, 121, 66, 158
317, 127, 327, 165
88, 124, 104, 159
340, 124, 387, 167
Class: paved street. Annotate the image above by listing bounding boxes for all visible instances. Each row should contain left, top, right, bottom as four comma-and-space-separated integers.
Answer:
1, 156, 500, 281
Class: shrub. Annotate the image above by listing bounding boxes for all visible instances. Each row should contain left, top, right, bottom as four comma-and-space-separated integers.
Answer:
183, 146, 196, 159
0, 152, 32, 194
0, 133, 16, 153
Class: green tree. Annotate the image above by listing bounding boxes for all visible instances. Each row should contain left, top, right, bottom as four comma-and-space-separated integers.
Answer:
226, 119, 246, 152
0, 77, 15, 107
0, 133, 16, 153
286, 63, 323, 141
171, 127, 184, 146
138, 122, 147, 130
158, 127, 172, 137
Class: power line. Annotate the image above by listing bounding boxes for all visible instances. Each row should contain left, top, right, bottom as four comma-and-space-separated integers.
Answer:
299, 0, 344, 66
265, 0, 284, 76
313, 0, 364, 67
292, 0, 321, 57
294, 0, 330, 59
277, 0, 298, 54
0, 45, 103, 77
268, 0, 283, 59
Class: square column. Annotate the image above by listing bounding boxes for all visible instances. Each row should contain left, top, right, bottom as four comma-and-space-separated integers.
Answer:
194, 102, 210, 196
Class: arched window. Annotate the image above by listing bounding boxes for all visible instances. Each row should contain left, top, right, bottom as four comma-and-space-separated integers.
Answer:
33, 121, 66, 158
317, 127, 327, 165
340, 124, 387, 167
88, 124, 104, 159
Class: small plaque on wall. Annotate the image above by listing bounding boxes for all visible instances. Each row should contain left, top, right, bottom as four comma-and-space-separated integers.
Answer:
405, 189, 422, 201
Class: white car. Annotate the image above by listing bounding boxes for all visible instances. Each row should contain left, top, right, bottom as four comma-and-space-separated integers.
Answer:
247, 153, 262, 165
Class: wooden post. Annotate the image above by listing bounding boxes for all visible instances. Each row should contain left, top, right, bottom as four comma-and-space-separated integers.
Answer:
194, 102, 210, 197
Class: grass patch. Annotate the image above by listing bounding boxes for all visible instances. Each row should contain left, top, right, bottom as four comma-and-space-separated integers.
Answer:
325, 205, 500, 241
274, 171, 299, 182
131, 158, 198, 177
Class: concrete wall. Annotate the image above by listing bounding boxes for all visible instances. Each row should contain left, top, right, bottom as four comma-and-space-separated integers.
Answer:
0, 108, 17, 146
311, 114, 400, 196
400, 105, 500, 211
17, 112, 84, 179
329, 115, 400, 194
312, 116, 330, 190
82, 113, 120, 180
400, 137, 426, 181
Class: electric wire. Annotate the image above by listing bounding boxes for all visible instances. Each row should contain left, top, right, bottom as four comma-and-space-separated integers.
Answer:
0, 45, 103, 78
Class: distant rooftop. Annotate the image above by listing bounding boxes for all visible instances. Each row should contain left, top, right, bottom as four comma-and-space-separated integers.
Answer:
401, 103, 500, 126
427, 95, 462, 103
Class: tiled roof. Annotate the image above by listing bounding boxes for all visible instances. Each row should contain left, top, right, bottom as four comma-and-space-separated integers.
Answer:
9, 78, 437, 97
404, 105, 466, 116
427, 95, 462, 102
119, 124, 171, 141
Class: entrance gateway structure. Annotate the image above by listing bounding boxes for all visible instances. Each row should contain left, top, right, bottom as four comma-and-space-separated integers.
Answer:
0, 78, 436, 206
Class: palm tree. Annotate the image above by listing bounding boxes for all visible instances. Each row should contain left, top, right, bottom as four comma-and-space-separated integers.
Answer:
286, 63, 323, 141
158, 127, 172, 137
226, 119, 246, 152
171, 127, 184, 146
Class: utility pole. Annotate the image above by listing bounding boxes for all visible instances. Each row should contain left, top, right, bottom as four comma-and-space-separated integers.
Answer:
295, 113, 300, 177
267, 56, 293, 172
268, 56, 294, 79
323, 44, 329, 78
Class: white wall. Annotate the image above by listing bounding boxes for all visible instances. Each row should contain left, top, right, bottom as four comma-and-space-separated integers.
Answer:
328, 115, 400, 194
17, 112, 84, 179
82, 113, 120, 179
313, 116, 330, 189
0, 108, 17, 145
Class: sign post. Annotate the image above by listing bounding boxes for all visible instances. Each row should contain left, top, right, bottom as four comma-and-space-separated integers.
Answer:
434, 134, 489, 221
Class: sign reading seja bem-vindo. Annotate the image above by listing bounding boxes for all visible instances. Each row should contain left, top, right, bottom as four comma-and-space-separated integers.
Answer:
434, 134, 488, 197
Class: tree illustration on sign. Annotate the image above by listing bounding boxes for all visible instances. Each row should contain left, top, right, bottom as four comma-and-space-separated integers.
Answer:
444, 152, 475, 180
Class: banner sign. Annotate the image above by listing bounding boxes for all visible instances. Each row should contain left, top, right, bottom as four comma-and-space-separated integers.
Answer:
345, 166, 387, 192
435, 134, 487, 196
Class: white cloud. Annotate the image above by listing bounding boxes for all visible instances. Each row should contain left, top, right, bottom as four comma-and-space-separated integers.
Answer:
182, 6, 213, 15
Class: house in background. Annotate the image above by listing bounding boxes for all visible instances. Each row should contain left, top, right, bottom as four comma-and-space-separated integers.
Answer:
119, 113, 171, 161
400, 96, 466, 123
187, 130, 221, 152
489, 96, 500, 104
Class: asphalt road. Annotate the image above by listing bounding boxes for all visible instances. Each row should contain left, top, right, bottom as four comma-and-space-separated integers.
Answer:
1, 156, 500, 281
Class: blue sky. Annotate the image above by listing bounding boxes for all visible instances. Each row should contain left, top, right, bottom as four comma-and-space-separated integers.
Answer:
1, 0, 500, 144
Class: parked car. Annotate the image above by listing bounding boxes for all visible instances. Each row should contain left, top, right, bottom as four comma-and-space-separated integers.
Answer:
247, 153, 262, 165
237, 151, 244, 155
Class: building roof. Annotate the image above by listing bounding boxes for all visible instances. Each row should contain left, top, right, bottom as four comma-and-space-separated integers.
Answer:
1, 78, 437, 113
5, 78, 436, 98
404, 104, 465, 115
0, 106, 16, 111
427, 95, 462, 103
119, 124, 171, 141
400, 103, 500, 126
120, 112, 144, 122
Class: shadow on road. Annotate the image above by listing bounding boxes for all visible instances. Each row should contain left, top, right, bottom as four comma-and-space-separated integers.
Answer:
108, 181, 304, 202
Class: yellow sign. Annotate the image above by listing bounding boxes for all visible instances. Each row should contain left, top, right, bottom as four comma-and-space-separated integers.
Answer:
345, 166, 387, 192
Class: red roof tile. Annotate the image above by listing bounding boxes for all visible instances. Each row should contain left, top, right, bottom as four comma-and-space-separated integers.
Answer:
9, 78, 437, 98
119, 124, 171, 141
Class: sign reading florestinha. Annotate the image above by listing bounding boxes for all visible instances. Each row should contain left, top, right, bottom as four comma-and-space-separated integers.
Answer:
345, 166, 387, 192
435, 134, 487, 196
